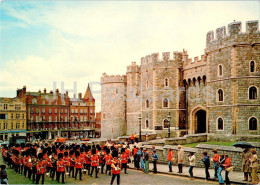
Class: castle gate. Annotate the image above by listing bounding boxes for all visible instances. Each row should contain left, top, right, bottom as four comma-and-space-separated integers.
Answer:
191, 107, 207, 134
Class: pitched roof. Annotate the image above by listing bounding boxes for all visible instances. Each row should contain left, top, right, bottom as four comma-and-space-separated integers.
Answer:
83, 83, 95, 101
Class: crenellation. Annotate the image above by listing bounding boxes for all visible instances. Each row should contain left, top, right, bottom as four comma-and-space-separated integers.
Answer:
162, 52, 170, 61
216, 26, 226, 39
206, 30, 214, 46
151, 52, 159, 62
228, 21, 241, 36
246, 20, 259, 33
101, 74, 126, 84
145, 55, 151, 63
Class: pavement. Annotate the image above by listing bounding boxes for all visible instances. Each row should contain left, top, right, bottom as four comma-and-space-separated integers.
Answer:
128, 162, 255, 185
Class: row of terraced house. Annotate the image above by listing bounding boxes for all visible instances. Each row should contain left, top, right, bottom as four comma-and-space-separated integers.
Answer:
0, 84, 101, 141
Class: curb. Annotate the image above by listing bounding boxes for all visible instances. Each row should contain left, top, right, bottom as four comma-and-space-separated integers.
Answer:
128, 167, 248, 185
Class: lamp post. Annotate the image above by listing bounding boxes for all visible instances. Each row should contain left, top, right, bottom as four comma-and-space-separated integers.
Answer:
138, 114, 142, 142
167, 112, 171, 138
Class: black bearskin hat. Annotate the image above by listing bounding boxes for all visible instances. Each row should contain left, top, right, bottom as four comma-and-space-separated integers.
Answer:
75, 151, 80, 157
121, 148, 125, 153
91, 148, 96, 155
112, 150, 118, 158
58, 153, 63, 159
38, 153, 43, 159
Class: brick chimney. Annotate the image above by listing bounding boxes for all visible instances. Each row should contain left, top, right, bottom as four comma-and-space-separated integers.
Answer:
78, 93, 82, 100
44, 88, 47, 94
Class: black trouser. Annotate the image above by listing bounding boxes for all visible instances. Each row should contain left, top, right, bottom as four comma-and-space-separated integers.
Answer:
56, 171, 65, 183
90, 166, 98, 178
225, 171, 230, 185
100, 162, 105, 174
75, 168, 82, 180
20, 165, 24, 174
153, 161, 157, 173
32, 167, 37, 183
24, 166, 28, 177
28, 169, 32, 180
86, 164, 91, 175
121, 163, 127, 174
69, 167, 74, 177
51, 167, 56, 180
110, 174, 120, 185
106, 165, 111, 175
205, 166, 210, 179
178, 164, 183, 173
36, 173, 45, 184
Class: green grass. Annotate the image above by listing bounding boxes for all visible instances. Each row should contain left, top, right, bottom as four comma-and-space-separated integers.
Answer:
183, 141, 237, 148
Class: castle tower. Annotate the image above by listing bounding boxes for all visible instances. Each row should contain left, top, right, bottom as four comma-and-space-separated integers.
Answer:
101, 73, 127, 139
126, 62, 141, 135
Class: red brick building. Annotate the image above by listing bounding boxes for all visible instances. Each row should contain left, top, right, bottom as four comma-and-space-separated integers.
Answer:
16, 84, 96, 140
17, 86, 70, 140
68, 84, 96, 139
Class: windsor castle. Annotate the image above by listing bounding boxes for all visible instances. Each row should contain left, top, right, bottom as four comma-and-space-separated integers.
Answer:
101, 20, 260, 139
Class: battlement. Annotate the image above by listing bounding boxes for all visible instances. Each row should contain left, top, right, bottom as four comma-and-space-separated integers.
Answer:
206, 20, 259, 48
140, 51, 183, 65
183, 49, 205, 65
101, 73, 126, 84
127, 61, 140, 73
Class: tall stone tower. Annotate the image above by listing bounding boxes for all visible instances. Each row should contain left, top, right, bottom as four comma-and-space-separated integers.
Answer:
101, 73, 127, 139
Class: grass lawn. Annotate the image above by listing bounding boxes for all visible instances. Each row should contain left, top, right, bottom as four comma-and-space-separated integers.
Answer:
183, 141, 237, 148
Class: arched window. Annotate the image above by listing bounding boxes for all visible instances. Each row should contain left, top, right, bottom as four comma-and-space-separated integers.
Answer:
218, 89, 224, 102
217, 117, 224, 130
250, 61, 255, 73
164, 78, 169, 87
163, 98, 169, 108
146, 99, 149, 108
163, 119, 169, 128
218, 64, 223, 76
249, 117, 257, 130
146, 120, 149, 128
249, 86, 257, 100
146, 81, 149, 89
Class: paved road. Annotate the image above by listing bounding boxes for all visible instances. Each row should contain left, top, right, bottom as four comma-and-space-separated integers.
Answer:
64, 169, 219, 185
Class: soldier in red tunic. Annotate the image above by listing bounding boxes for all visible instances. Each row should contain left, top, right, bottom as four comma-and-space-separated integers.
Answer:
111, 150, 121, 185
69, 150, 75, 178
105, 149, 112, 176
90, 148, 99, 178
120, 148, 128, 174
74, 151, 83, 180
36, 153, 45, 184
56, 153, 65, 184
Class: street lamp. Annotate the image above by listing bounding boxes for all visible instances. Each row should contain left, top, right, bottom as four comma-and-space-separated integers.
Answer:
138, 114, 142, 142
167, 112, 171, 138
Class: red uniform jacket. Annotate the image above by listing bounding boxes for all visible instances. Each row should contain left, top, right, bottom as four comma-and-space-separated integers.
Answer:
64, 157, 70, 166
111, 160, 121, 174
75, 157, 83, 169
105, 155, 112, 165
57, 160, 65, 172
91, 155, 99, 167
125, 149, 130, 158
37, 160, 46, 174
120, 153, 128, 164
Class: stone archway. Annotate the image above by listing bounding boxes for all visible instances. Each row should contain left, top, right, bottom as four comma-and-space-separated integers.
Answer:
191, 107, 207, 134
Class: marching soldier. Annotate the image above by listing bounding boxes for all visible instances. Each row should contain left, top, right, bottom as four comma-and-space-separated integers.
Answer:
105, 149, 112, 176
56, 153, 65, 184
69, 150, 75, 178
90, 148, 99, 178
111, 150, 121, 185
120, 148, 128, 174
74, 151, 83, 180
36, 153, 45, 184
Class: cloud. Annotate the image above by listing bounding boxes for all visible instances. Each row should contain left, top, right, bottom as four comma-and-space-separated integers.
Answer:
1, 1, 259, 112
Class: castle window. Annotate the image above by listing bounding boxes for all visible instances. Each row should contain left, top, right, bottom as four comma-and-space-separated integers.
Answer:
146, 81, 149, 89
217, 117, 224, 131
146, 99, 149, 108
163, 98, 169, 108
249, 86, 257, 100
249, 117, 257, 131
250, 61, 255, 73
218, 89, 224, 102
164, 78, 169, 87
146, 120, 149, 128
163, 119, 169, 128
32, 98, 37, 104
218, 64, 223, 76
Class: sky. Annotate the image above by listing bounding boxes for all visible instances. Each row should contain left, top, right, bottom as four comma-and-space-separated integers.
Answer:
0, 1, 259, 112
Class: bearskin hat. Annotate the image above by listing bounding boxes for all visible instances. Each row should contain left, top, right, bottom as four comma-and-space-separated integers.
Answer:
112, 150, 118, 158
91, 148, 96, 155
64, 152, 68, 157
58, 153, 63, 159
38, 153, 43, 159
121, 148, 125, 153
75, 151, 80, 157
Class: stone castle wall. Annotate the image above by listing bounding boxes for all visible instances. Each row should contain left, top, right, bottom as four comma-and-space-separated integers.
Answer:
101, 20, 260, 138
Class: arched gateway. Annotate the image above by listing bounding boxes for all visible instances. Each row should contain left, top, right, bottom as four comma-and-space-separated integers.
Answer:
191, 107, 207, 134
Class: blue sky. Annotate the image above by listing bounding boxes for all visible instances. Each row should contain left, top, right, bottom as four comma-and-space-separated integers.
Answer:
0, 1, 259, 111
